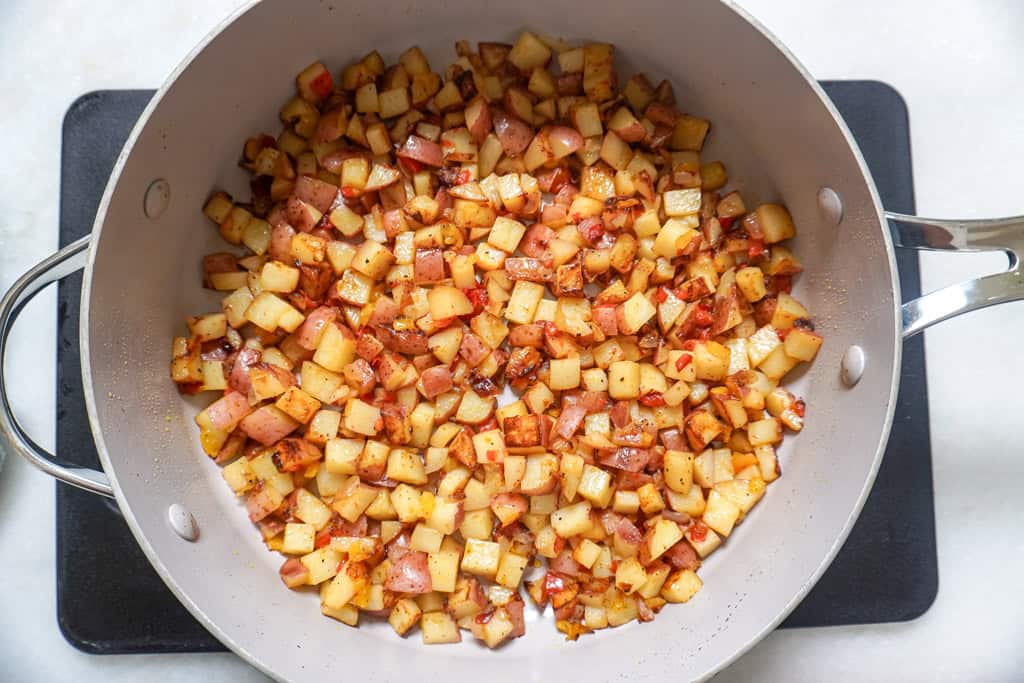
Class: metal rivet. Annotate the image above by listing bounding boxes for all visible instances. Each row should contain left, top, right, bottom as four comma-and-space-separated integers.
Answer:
167, 503, 199, 541
144, 179, 171, 220
840, 345, 865, 387
817, 187, 843, 225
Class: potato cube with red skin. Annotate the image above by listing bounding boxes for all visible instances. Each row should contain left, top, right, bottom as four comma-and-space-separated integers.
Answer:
754, 203, 797, 243
520, 453, 559, 495
616, 292, 657, 335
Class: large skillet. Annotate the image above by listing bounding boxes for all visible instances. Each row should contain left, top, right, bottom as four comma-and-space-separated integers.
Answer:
3, 0, 1023, 680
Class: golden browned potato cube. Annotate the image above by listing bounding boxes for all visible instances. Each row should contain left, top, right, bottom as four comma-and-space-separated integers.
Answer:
551, 500, 592, 538
661, 569, 703, 603
755, 203, 796, 244
784, 327, 823, 361
275, 387, 321, 424
694, 341, 730, 382
583, 43, 614, 101
388, 598, 423, 637
508, 31, 551, 71
670, 115, 710, 152
653, 218, 698, 259
615, 556, 648, 594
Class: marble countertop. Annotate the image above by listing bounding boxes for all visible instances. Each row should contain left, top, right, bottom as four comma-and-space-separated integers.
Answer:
1, 1, 1022, 680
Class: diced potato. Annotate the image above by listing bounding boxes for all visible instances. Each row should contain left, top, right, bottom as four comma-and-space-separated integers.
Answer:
754, 203, 796, 244
617, 292, 656, 335
472, 429, 507, 464
495, 552, 529, 589
322, 561, 368, 609
663, 188, 702, 217
386, 449, 428, 484
343, 398, 381, 437
615, 557, 648, 594
421, 612, 461, 644
577, 464, 613, 508
428, 285, 474, 319
294, 488, 332, 530
735, 267, 767, 302
461, 538, 502, 577
608, 360, 640, 399
427, 541, 462, 592
282, 523, 315, 555
643, 518, 684, 563
548, 357, 581, 390
784, 327, 823, 361
747, 418, 782, 446
508, 31, 552, 71
743, 327, 781, 372
661, 569, 702, 603
389, 598, 423, 636
703, 489, 741, 537
551, 501, 592, 538
663, 450, 694, 494
222, 458, 255, 494
758, 345, 800, 380
302, 547, 342, 586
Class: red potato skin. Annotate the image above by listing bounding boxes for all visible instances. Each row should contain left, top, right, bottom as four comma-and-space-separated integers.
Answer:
227, 348, 262, 397
386, 551, 433, 594
458, 333, 490, 367
414, 248, 446, 284
205, 390, 255, 432
239, 405, 300, 446
269, 223, 296, 261
295, 306, 338, 350
492, 108, 533, 156
464, 97, 493, 143
420, 365, 453, 398
293, 175, 340, 214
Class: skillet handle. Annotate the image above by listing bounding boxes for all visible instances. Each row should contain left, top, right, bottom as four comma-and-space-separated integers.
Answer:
0, 236, 114, 498
886, 211, 1024, 339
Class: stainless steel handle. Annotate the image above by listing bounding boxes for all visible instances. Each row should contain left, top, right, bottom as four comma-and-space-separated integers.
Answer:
0, 236, 113, 497
886, 212, 1024, 339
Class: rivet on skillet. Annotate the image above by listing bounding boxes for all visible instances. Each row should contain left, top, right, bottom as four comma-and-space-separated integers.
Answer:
816, 186, 843, 225
167, 503, 199, 541
840, 345, 865, 387
144, 179, 171, 219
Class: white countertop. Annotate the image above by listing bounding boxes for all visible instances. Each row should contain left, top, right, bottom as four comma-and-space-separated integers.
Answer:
1, 1, 1022, 680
